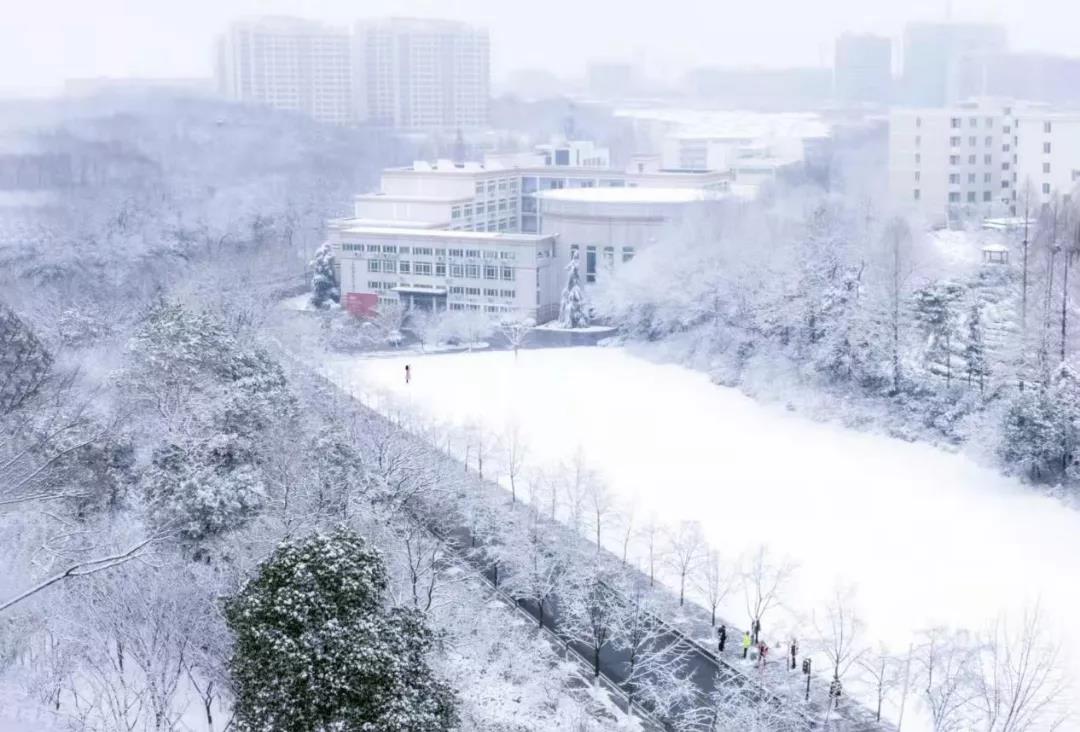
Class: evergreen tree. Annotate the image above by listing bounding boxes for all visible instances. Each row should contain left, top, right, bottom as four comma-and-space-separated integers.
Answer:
226, 531, 457, 732
309, 242, 340, 310
558, 249, 589, 328
914, 281, 966, 387
965, 301, 989, 393
0, 301, 53, 415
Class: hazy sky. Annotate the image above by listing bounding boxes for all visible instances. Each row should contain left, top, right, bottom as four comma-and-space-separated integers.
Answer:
3, 0, 1078, 95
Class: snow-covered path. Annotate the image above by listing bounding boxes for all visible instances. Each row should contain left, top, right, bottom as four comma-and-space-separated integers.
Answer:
322, 346, 1080, 720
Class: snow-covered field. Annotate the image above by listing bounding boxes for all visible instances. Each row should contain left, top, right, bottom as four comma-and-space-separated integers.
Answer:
322, 346, 1080, 721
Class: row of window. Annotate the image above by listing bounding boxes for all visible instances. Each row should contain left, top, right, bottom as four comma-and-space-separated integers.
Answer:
367, 259, 515, 280
342, 243, 516, 260
448, 303, 516, 313
448, 286, 516, 298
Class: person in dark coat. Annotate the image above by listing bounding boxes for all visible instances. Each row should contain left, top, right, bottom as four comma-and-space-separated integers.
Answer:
405, 364, 411, 384
790, 638, 799, 670
752, 618, 761, 644
717, 625, 727, 654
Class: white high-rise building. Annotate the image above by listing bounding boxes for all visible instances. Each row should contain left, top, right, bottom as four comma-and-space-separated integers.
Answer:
889, 99, 1080, 225
352, 18, 490, 131
1014, 112, 1080, 205
888, 99, 1020, 226
215, 17, 352, 125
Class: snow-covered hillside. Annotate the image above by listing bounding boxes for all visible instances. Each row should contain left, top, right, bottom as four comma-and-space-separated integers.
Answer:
322, 345, 1080, 723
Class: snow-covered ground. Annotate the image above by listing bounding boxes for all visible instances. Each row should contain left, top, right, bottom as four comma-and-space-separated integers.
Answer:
321, 346, 1080, 725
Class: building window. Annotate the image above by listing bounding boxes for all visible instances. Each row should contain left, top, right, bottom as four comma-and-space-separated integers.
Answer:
414, 247, 433, 256
1044, 142, 1052, 154
499, 250, 516, 260
967, 192, 976, 203
448, 248, 463, 258
968, 174, 976, 184
969, 118, 977, 127
366, 244, 380, 252
1002, 144, 1011, 152
450, 286, 464, 295
414, 262, 432, 275
450, 263, 463, 277
949, 174, 960, 184
399, 247, 410, 255
984, 155, 992, 164
984, 173, 992, 183
914, 189, 921, 201
1043, 183, 1052, 194
1044, 121, 1053, 133
465, 287, 481, 296
1002, 163, 1010, 171
483, 250, 499, 259
484, 288, 498, 297
466, 249, 481, 258
985, 137, 993, 147
475, 181, 484, 194
950, 155, 960, 165
968, 136, 977, 146
914, 171, 921, 182
968, 155, 976, 164
451, 207, 461, 219
622, 246, 635, 262
398, 261, 410, 274
435, 262, 446, 277
949, 192, 961, 203
915, 116, 922, 127
383, 260, 394, 271
484, 264, 497, 279
603, 246, 614, 268
585, 245, 597, 283
1043, 163, 1051, 174
950, 118, 961, 128
368, 260, 380, 272
915, 153, 921, 164
984, 191, 992, 202
465, 264, 479, 279
501, 266, 514, 281
382, 245, 397, 253
950, 136, 961, 147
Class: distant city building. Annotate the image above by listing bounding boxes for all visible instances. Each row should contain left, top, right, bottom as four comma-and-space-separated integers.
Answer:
950, 52, 1080, 107
901, 22, 1007, 107
834, 34, 892, 106
353, 17, 490, 131
887, 98, 1080, 226
215, 16, 353, 125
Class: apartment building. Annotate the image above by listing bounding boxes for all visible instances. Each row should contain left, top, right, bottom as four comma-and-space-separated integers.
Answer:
215, 17, 353, 125
890, 99, 1080, 225
329, 226, 561, 322
353, 18, 489, 131
1014, 112, 1080, 204
888, 99, 1020, 226
901, 22, 1007, 107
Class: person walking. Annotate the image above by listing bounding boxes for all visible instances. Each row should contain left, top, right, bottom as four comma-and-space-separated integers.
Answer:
741, 630, 752, 659
405, 364, 411, 384
752, 618, 761, 644
790, 638, 799, 670
758, 642, 769, 669
717, 624, 727, 654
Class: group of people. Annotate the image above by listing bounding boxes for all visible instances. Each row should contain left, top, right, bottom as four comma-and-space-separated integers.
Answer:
717, 621, 798, 672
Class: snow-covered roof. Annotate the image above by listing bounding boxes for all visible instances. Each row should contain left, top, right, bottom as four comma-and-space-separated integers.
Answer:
534, 187, 725, 204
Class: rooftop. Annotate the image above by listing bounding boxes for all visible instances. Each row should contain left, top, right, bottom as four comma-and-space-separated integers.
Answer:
534, 187, 726, 205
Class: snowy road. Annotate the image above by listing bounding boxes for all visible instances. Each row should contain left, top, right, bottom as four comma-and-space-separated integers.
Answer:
322, 346, 1080, 725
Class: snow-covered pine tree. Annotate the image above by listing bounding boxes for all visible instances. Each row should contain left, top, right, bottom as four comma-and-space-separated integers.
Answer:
309, 242, 340, 309
226, 531, 458, 731
558, 249, 589, 328
965, 301, 989, 393
914, 281, 966, 387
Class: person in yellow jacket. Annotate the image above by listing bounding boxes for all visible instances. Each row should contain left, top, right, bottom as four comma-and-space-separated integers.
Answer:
741, 630, 752, 659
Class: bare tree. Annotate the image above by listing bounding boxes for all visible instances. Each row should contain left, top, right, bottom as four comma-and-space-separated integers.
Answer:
585, 472, 615, 554
500, 419, 528, 504
499, 314, 535, 358
666, 520, 705, 607
917, 626, 978, 732
858, 644, 902, 724
640, 516, 664, 588
563, 564, 622, 678
741, 545, 796, 644
815, 584, 868, 689
971, 602, 1071, 732
695, 548, 733, 628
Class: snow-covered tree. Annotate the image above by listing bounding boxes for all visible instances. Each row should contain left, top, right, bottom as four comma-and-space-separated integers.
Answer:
225, 531, 458, 731
965, 300, 989, 392
0, 301, 54, 415
914, 281, 966, 386
499, 313, 535, 357
308, 242, 340, 309
559, 249, 589, 328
